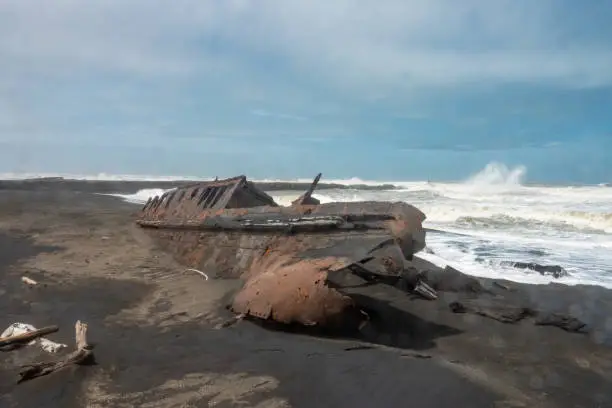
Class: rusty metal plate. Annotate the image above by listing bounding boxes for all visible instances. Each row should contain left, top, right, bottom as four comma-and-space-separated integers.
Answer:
231, 254, 365, 329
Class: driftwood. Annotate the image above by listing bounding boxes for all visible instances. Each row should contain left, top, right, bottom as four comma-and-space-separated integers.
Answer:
0, 325, 59, 350
18, 321, 95, 383
21, 276, 38, 285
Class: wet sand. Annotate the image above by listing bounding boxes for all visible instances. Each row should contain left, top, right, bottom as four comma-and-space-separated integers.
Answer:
1, 187, 611, 407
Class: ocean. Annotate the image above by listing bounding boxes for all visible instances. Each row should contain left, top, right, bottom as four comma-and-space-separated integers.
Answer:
5, 162, 611, 288
269, 164, 612, 289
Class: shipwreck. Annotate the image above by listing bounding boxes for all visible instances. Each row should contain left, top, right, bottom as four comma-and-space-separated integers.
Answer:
136, 173, 435, 331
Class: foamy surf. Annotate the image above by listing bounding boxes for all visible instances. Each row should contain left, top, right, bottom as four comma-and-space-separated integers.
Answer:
89, 162, 612, 289
107, 188, 173, 204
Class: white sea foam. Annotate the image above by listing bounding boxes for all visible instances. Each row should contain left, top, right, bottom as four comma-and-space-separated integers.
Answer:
22, 163, 611, 288
284, 164, 612, 288
112, 188, 172, 204
0, 172, 206, 181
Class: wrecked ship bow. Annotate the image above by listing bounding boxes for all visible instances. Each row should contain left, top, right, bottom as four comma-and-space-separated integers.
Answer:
136, 173, 434, 331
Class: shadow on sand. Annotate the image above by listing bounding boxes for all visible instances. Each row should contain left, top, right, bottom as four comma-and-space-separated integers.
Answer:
246, 292, 462, 351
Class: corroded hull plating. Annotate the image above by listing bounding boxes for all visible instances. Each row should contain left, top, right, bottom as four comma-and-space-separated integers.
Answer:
138, 201, 426, 278
136, 174, 428, 329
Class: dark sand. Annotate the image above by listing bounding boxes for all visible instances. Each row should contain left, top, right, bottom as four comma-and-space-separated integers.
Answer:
1, 186, 611, 407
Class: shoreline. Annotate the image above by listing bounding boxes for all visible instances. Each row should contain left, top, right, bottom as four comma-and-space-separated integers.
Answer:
0, 178, 398, 194
1, 185, 611, 407
1, 174, 608, 189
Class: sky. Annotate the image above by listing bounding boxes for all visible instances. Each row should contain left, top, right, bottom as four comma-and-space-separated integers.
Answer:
0, 0, 611, 183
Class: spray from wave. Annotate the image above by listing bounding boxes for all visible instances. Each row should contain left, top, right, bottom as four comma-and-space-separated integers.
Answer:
465, 162, 526, 187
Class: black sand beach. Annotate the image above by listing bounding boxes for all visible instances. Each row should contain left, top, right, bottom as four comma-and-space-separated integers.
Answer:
1, 184, 612, 407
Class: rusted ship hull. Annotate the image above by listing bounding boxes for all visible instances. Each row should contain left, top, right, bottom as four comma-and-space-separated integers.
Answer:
138, 201, 425, 278
136, 174, 429, 330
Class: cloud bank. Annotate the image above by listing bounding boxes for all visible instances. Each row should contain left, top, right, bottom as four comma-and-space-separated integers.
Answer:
3, 1, 612, 85
0, 0, 611, 180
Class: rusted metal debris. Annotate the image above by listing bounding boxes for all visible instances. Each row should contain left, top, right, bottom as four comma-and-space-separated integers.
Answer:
291, 173, 322, 206
136, 173, 433, 332
232, 253, 366, 328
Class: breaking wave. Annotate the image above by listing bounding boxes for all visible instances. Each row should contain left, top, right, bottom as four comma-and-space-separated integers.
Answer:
465, 162, 526, 188
424, 207, 612, 234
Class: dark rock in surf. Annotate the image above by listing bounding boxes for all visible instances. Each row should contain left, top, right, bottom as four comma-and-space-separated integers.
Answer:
448, 299, 589, 333
502, 261, 568, 279
402, 262, 485, 294
535, 313, 588, 333
449, 300, 536, 324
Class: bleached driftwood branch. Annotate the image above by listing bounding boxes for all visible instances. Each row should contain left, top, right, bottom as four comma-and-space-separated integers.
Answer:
21, 276, 38, 285
18, 320, 95, 383
0, 325, 59, 351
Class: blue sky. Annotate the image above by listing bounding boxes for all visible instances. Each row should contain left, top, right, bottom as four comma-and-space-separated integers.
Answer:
0, 1, 611, 183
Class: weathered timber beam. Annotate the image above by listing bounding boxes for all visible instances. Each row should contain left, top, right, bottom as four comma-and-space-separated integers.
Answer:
137, 213, 396, 232
291, 173, 323, 205
0, 325, 59, 350
136, 219, 389, 233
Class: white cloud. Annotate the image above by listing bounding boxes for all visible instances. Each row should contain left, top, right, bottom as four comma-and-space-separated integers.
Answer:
1, 0, 611, 87
233, 1, 612, 89
0, 0, 611, 154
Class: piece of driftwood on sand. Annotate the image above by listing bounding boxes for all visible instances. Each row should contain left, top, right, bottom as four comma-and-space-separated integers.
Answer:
0, 325, 59, 351
18, 321, 95, 384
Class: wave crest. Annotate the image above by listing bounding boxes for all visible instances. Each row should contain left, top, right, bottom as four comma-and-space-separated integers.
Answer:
426, 208, 612, 234
465, 162, 526, 187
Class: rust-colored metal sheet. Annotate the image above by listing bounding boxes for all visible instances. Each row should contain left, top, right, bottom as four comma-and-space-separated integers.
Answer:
291, 173, 322, 206
140, 175, 278, 223
231, 253, 366, 329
